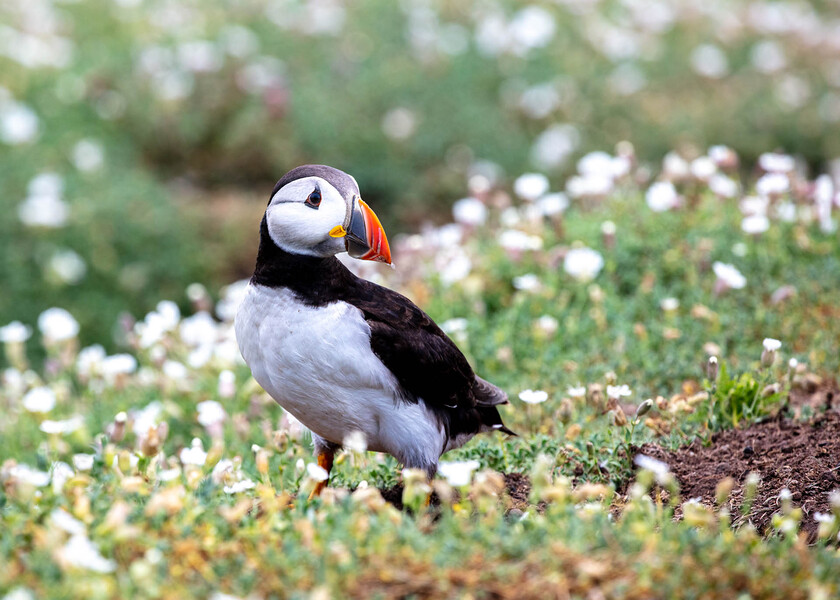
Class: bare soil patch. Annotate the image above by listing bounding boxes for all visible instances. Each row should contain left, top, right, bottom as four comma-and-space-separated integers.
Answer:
638, 382, 839, 540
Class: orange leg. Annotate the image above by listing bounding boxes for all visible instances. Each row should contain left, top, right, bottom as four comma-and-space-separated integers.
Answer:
308, 449, 335, 500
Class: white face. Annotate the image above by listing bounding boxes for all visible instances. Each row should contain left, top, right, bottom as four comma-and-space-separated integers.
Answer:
265, 176, 351, 257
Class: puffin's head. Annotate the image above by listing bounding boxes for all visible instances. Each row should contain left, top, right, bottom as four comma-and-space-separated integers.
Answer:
264, 164, 391, 264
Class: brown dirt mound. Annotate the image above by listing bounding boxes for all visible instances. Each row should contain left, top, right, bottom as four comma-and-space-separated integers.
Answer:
638, 384, 840, 541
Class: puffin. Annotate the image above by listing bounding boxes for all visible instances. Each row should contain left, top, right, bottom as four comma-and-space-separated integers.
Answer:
235, 165, 515, 497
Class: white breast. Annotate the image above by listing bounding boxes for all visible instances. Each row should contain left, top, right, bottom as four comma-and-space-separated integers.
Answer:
234, 283, 446, 470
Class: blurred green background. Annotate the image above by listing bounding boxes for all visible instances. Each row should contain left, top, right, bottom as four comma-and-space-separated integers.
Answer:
2, 0, 840, 350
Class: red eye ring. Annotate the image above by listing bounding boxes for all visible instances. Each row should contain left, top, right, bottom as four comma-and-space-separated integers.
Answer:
305, 188, 321, 209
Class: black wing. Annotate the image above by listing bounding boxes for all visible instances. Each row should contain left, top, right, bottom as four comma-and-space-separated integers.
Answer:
342, 278, 508, 412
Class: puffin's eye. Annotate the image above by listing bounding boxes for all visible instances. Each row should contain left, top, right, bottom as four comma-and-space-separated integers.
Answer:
305, 188, 321, 209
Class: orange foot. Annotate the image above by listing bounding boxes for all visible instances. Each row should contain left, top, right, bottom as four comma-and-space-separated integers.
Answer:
308, 449, 335, 500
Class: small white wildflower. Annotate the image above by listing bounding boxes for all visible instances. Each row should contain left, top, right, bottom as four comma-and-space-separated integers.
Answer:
535, 192, 569, 217
606, 384, 632, 398
48, 249, 87, 285
196, 400, 226, 427
713, 262, 747, 290
438, 460, 480, 487
223, 479, 256, 494
162, 360, 188, 380
535, 315, 559, 336
514, 173, 550, 201
40, 416, 84, 435
499, 229, 543, 252
306, 463, 329, 482
59, 534, 116, 573
758, 152, 795, 173
71, 139, 104, 172
72, 454, 94, 472
709, 174, 738, 198
567, 386, 586, 399
691, 44, 729, 79
218, 370, 236, 398
102, 354, 137, 379
513, 273, 541, 292
49, 508, 86, 535
8, 464, 50, 487
37, 308, 79, 342
452, 197, 487, 227
0, 321, 32, 343
440, 318, 468, 335
50, 461, 73, 494
660, 297, 679, 312
756, 172, 789, 196
563, 247, 604, 282
634, 454, 671, 484
343, 430, 368, 453
0, 101, 39, 144
646, 181, 680, 212
23, 387, 56, 413
518, 389, 548, 404
741, 214, 770, 235
690, 156, 717, 180
179, 438, 208, 466
763, 338, 782, 352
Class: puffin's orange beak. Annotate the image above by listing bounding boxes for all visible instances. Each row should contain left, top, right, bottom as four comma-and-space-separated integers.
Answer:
344, 198, 392, 265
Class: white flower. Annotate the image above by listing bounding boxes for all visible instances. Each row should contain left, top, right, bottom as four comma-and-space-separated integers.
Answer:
179, 311, 217, 347
530, 123, 579, 170
0, 321, 32, 343
741, 214, 770, 235
71, 139, 104, 172
513, 273, 541, 292
216, 279, 250, 322
645, 181, 680, 212
535, 315, 559, 336
762, 338, 782, 352
23, 387, 56, 413
713, 262, 746, 289
509, 6, 555, 52
563, 247, 604, 282
2, 587, 34, 600
132, 401, 163, 435
709, 174, 738, 198
102, 354, 137, 379
72, 454, 94, 471
305, 463, 329, 482
0, 101, 39, 144
51, 461, 74, 494
566, 174, 613, 198
76, 341, 106, 381
662, 152, 689, 180
218, 370, 236, 398
756, 173, 789, 196
179, 438, 208, 466
440, 318, 468, 334
439, 250, 472, 285
7, 463, 49, 487
535, 192, 569, 217
660, 297, 679, 311
38, 308, 79, 341
739, 196, 769, 216
751, 41, 787, 74
514, 173, 550, 201
29, 172, 63, 197
606, 384, 632, 398
452, 197, 487, 227
438, 460, 480, 487
40, 416, 84, 435
518, 389, 548, 404
58, 534, 116, 573
48, 250, 87, 285
18, 192, 69, 228
690, 156, 717, 180
690, 44, 729, 79
499, 230, 543, 252
633, 454, 671, 484
567, 386, 586, 399
343, 430, 368, 453
223, 479, 256, 494
758, 152, 795, 173
381, 107, 416, 141
197, 400, 226, 427
163, 360, 188, 380
49, 508, 87, 535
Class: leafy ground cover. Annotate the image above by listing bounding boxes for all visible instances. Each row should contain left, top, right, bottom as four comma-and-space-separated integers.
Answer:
4, 0, 840, 349
2, 145, 840, 597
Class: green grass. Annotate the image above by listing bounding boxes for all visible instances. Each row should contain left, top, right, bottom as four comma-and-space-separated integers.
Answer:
3, 179, 840, 597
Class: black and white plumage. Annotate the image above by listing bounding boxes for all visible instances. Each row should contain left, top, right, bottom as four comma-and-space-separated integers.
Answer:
235, 165, 514, 489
